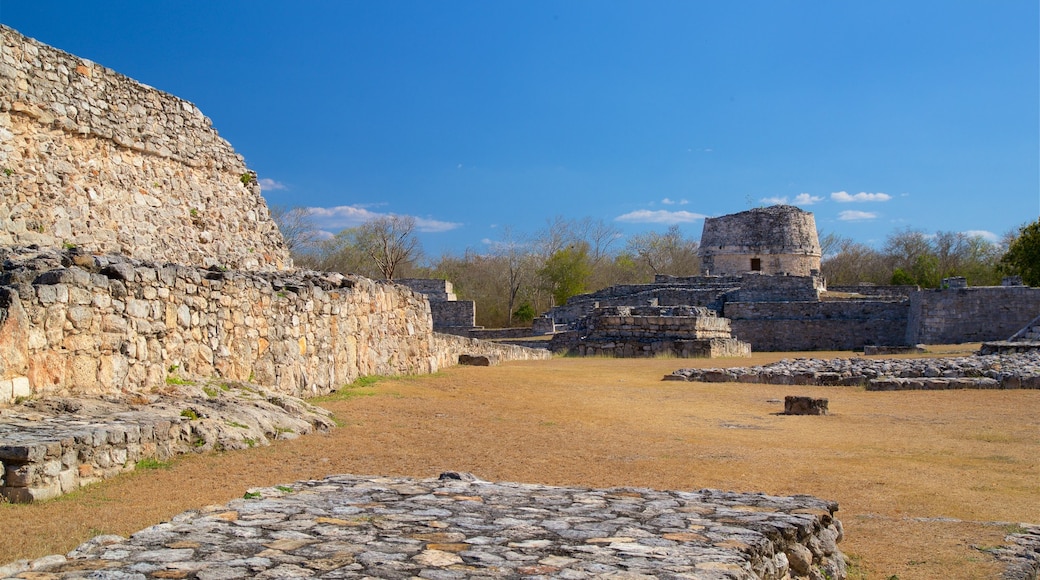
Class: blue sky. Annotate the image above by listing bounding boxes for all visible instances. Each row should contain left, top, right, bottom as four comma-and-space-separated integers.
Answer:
3, 1, 1037, 257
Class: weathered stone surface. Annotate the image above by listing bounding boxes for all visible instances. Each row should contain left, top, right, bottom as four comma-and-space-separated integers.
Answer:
783, 396, 828, 415
0, 384, 334, 502
0, 248, 548, 404
0, 25, 290, 271
700, 205, 822, 277
10, 473, 850, 579
457, 354, 498, 366
667, 352, 1040, 390
550, 306, 752, 359
986, 523, 1040, 580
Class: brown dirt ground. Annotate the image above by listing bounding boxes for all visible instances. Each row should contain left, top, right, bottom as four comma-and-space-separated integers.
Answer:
1, 346, 1038, 579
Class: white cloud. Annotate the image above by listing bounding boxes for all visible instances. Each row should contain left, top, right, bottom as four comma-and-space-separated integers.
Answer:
838, 210, 878, 221
615, 210, 708, 224
760, 196, 788, 205
306, 205, 382, 230
963, 229, 999, 243
661, 198, 690, 206
794, 193, 824, 205
831, 191, 892, 203
414, 217, 463, 233
303, 205, 461, 234
258, 178, 288, 191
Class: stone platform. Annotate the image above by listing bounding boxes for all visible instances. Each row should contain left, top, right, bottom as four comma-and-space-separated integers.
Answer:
0, 473, 847, 580
665, 352, 1040, 390
0, 384, 335, 502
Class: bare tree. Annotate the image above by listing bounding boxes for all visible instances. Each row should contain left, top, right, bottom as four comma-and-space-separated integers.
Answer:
269, 205, 322, 255
625, 225, 700, 277
355, 215, 422, 281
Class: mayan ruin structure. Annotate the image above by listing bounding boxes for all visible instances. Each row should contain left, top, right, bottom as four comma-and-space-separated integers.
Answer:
699, 205, 822, 277
0, 25, 548, 502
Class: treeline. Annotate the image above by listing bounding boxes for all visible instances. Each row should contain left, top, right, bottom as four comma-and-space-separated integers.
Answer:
273, 206, 1038, 329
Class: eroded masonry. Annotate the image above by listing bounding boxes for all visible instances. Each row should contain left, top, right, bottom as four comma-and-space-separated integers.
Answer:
0, 25, 547, 504
540, 205, 1040, 355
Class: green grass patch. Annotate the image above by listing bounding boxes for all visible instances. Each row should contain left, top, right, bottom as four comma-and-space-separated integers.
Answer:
166, 376, 194, 386
135, 458, 172, 470
180, 408, 199, 420
310, 375, 390, 402
243, 491, 262, 499
225, 420, 249, 429
275, 485, 293, 493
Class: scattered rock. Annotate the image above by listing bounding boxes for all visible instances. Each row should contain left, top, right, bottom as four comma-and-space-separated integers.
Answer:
783, 396, 828, 415
667, 352, 1040, 390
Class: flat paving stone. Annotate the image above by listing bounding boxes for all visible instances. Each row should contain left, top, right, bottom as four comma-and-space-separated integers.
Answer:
0, 473, 850, 579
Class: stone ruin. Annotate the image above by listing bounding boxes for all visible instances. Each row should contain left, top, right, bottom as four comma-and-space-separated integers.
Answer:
0, 25, 549, 502
0, 25, 289, 272
541, 205, 1040, 354
395, 278, 478, 334
550, 305, 750, 358
699, 205, 821, 277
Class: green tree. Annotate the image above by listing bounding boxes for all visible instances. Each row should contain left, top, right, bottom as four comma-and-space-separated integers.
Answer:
1000, 220, 1040, 286
538, 242, 592, 306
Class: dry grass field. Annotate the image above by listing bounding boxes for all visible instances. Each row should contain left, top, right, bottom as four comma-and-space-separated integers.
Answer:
1, 346, 1037, 579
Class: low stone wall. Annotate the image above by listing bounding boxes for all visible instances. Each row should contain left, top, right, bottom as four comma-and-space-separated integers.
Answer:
432, 332, 551, 369
569, 337, 751, 359
465, 327, 535, 340
827, 284, 919, 299
666, 352, 1040, 390
430, 300, 476, 329
587, 306, 734, 340
724, 274, 824, 303
726, 300, 910, 351
0, 383, 335, 502
0, 248, 435, 402
395, 278, 457, 301
907, 286, 1040, 345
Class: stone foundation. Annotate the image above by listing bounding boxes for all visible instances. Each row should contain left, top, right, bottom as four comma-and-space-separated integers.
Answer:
2, 473, 849, 580
667, 352, 1040, 390
550, 305, 752, 359
0, 384, 334, 502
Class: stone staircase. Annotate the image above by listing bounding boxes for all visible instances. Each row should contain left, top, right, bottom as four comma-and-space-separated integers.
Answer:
1009, 313, 1040, 341
978, 312, 1040, 355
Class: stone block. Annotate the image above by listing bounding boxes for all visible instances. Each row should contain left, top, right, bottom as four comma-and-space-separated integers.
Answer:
783, 396, 828, 415
458, 354, 499, 367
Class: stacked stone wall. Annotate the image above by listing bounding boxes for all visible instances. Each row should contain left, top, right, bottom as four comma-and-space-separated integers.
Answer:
699, 205, 821, 276
826, 285, 919, 299
395, 279, 456, 301
705, 253, 821, 277
587, 308, 734, 341
0, 249, 436, 402
726, 301, 910, 351
429, 300, 477, 330
0, 25, 290, 270
431, 333, 551, 368
907, 286, 1040, 345
725, 274, 823, 303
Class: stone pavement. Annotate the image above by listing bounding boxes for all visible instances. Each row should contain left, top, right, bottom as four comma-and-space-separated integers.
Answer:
0, 473, 848, 580
665, 351, 1040, 390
